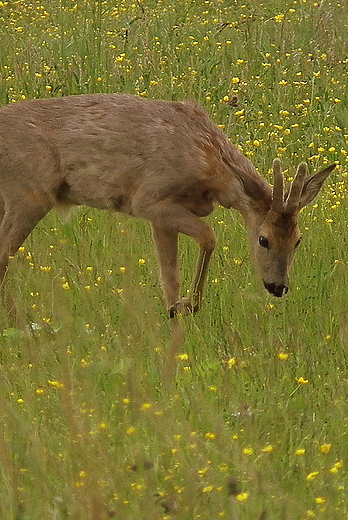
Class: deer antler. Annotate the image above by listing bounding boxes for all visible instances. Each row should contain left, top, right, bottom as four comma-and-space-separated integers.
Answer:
271, 158, 284, 213
284, 162, 307, 215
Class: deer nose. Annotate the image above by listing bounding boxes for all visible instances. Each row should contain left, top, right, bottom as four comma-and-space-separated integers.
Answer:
264, 282, 288, 297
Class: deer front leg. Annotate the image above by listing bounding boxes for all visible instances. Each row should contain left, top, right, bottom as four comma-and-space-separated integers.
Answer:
152, 225, 181, 310
147, 204, 216, 317
170, 240, 215, 318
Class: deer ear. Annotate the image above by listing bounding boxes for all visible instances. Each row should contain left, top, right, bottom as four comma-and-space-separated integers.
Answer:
299, 164, 336, 209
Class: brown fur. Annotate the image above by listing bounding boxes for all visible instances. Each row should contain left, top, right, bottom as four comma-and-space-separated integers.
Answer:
0, 94, 335, 314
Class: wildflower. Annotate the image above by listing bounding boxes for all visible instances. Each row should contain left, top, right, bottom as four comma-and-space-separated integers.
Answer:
296, 377, 309, 384
126, 426, 136, 435
295, 448, 306, 456
205, 432, 216, 440
306, 471, 319, 481
236, 492, 249, 501
242, 447, 253, 456
140, 402, 152, 411
62, 281, 70, 290
320, 443, 332, 454
48, 380, 64, 389
278, 352, 289, 361
177, 353, 189, 361
330, 461, 343, 474
227, 358, 236, 368
314, 497, 326, 505
40, 266, 52, 272
202, 485, 214, 493
138, 258, 146, 265
261, 444, 274, 454
35, 388, 44, 395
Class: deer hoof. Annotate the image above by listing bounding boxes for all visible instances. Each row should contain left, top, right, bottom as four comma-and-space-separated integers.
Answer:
170, 298, 199, 318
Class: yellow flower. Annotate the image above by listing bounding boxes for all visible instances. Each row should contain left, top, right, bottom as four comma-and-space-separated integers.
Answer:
202, 485, 214, 493
236, 492, 249, 501
274, 13, 285, 23
140, 402, 152, 411
320, 443, 332, 454
297, 377, 309, 384
40, 266, 52, 272
48, 380, 64, 389
261, 444, 274, 454
314, 497, 326, 505
242, 447, 253, 456
295, 448, 306, 456
329, 460, 343, 474
177, 353, 189, 361
227, 357, 236, 368
278, 352, 289, 361
306, 471, 319, 481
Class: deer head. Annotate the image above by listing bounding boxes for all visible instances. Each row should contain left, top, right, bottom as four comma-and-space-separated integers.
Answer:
246, 159, 336, 297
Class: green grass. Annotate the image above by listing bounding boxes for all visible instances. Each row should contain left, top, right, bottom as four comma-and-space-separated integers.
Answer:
0, 1, 348, 518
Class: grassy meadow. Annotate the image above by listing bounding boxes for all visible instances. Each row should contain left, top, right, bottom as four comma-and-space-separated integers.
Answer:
0, 0, 348, 518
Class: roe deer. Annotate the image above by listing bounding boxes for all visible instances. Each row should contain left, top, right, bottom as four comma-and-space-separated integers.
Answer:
0, 94, 335, 316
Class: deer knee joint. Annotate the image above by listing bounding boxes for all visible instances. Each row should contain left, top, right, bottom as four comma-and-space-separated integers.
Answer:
201, 229, 216, 252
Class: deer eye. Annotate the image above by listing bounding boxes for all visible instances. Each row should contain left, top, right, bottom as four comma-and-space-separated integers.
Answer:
258, 236, 269, 249
295, 237, 301, 248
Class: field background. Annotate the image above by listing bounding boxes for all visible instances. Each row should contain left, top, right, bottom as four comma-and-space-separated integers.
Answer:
0, 1, 347, 519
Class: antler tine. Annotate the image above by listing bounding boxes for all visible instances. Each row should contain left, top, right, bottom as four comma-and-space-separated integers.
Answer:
284, 162, 307, 215
271, 158, 284, 213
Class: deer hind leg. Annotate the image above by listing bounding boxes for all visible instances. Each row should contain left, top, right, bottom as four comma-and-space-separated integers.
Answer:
0, 196, 53, 284
146, 203, 216, 317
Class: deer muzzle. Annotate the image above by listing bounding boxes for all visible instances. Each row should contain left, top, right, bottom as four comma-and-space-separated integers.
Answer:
264, 282, 288, 298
